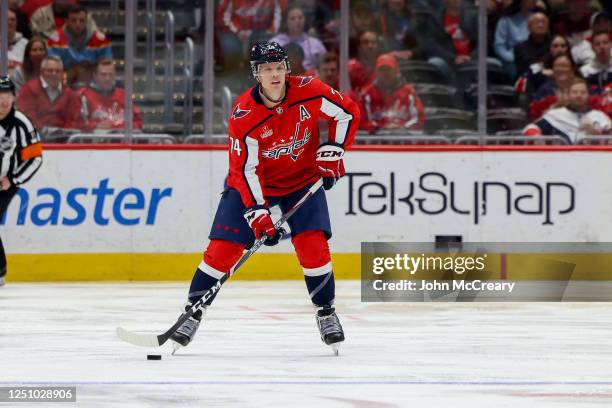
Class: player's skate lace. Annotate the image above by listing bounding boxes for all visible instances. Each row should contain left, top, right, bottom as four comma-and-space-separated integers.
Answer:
316, 306, 345, 345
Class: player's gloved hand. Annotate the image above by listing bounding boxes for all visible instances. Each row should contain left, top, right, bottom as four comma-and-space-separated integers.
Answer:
316, 142, 345, 190
243, 205, 285, 246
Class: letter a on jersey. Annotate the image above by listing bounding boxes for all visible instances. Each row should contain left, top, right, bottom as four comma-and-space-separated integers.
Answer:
299, 105, 311, 121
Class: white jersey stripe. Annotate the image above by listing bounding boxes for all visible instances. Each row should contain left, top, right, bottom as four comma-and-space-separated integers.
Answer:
244, 136, 265, 205
303, 261, 333, 277
14, 111, 38, 140
13, 156, 42, 184
320, 97, 352, 145
198, 260, 226, 280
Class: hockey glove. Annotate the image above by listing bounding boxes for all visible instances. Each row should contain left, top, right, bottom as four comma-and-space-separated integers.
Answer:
316, 142, 345, 190
243, 205, 285, 246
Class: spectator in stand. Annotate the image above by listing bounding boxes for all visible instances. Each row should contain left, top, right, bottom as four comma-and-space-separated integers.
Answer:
358, 53, 426, 134
494, 0, 537, 80
571, 11, 611, 67
348, 30, 381, 96
393, 27, 424, 63
216, 0, 283, 71
580, 30, 612, 92
299, 0, 333, 37
529, 54, 580, 120
16, 55, 82, 131
415, 0, 479, 78
523, 78, 611, 142
270, 5, 326, 71
8, 0, 32, 39
347, 1, 380, 57
283, 42, 315, 77
317, 51, 339, 89
379, 0, 420, 54
78, 59, 142, 132
10, 37, 47, 94
362, 0, 423, 65
516, 34, 570, 96
30, 0, 98, 40
552, 0, 600, 50
13, 0, 52, 19
514, 12, 550, 78
47, 5, 112, 87
320, 1, 383, 55
590, 82, 612, 117
480, 0, 507, 57
6, 9, 29, 75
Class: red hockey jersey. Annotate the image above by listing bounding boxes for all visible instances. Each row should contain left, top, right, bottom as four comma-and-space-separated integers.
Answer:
78, 86, 143, 132
358, 82, 426, 132
227, 75, 360, 207
217, 0, 282, 34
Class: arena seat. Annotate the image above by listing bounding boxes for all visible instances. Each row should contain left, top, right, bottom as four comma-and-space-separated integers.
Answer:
486, 108, 527, 134
414, 84, 457, 109
424, 108, 476, 133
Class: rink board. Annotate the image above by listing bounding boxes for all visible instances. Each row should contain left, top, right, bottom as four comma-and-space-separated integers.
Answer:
3, 146, 612, 281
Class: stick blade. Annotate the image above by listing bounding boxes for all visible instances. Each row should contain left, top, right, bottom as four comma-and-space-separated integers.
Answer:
116, 326, 162, 347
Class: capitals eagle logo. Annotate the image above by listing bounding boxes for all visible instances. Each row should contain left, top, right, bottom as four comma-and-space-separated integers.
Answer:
231, 104, 251, 120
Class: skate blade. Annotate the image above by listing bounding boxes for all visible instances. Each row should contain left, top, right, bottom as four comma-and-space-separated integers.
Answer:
171, 341, 182, 355
330, 342, 341, 356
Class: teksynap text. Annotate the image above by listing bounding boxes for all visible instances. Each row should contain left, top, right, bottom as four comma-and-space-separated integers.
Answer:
346, 172, 574, 225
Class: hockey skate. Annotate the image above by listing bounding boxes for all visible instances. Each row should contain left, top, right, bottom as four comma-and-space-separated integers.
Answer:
315, 305, 345, 356
170, 305, 205, 354
0, 276, 5, 287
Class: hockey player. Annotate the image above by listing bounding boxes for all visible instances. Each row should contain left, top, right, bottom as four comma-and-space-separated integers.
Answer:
0, 76, 43, 286
170, 42, 360, 353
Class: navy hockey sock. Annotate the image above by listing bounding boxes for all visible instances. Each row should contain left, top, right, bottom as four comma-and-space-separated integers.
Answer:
188, 268, 222, 305
304, 272, 335, 306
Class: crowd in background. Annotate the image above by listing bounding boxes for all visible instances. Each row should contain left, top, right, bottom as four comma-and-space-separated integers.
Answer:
3, 0, 612, 143
215, 0, 612, 140
4, 0, 141, 136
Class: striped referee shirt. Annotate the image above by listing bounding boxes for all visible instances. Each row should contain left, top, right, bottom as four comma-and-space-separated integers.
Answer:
0, 107, 43, 186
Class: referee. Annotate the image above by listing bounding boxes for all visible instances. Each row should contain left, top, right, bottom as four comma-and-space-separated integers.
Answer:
0, 76, 43, 286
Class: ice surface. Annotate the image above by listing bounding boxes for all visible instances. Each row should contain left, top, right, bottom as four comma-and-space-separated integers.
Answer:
1, 281, 611, 407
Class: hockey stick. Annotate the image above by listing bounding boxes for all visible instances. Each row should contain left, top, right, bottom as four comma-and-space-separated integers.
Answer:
116, 178, 324, 347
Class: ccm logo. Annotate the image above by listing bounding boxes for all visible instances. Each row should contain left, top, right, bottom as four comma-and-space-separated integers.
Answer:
317, 151, 343, 158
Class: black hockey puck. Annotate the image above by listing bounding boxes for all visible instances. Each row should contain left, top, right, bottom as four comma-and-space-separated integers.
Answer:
147, 354, 162, 360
